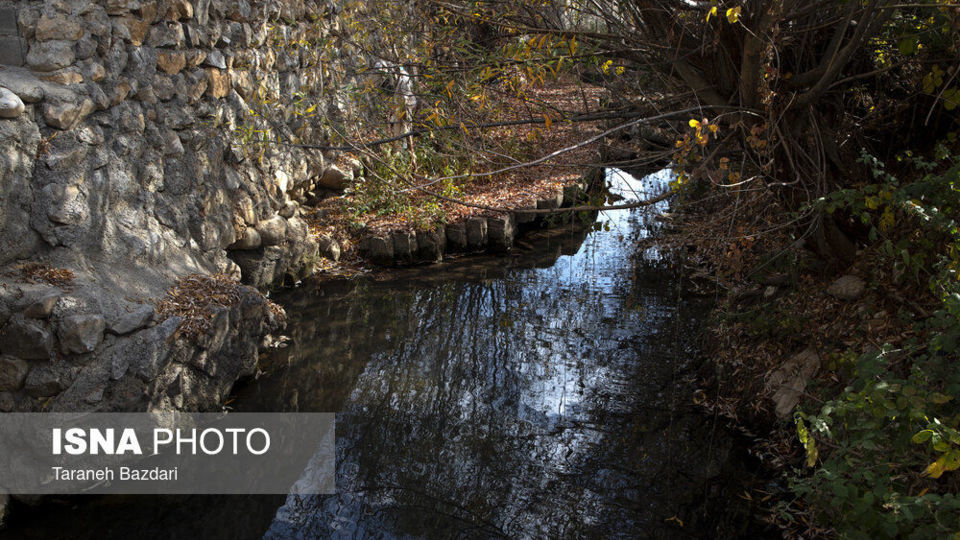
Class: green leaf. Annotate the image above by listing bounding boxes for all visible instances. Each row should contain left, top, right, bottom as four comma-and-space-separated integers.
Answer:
898, 38, 919, 56
912, 429, 933, 444
930, 392, 953, 404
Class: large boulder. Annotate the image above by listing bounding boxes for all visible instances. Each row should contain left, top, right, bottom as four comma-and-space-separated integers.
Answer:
317, 164, 352, 190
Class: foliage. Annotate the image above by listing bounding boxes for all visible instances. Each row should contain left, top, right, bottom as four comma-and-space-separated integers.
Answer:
344, 141, 469, 230
790, 148, 960, 537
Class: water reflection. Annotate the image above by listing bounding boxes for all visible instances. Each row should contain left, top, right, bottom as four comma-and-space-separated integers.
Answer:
237, 169, 745, 538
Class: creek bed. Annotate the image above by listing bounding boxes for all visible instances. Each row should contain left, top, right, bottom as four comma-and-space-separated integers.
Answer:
3, 169, 760, 539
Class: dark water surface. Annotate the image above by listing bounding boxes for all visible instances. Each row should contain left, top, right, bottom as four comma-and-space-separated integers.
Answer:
4, 170, 756, 539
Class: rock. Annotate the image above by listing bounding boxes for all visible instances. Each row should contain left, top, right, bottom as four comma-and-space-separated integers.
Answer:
487, 214, 516, 252
23, 365, 66, 398
0, 87, 25, 119
362, 236, 394, 265
43, 98, 94, 130
766, 348, 821, 418
416, 227, 445, 262
279, 201, 298, 219
166, 0, 194, 20
392, 231, 417, 263
115, 17, 152, 46
203, 50, 226, 69
228, 227, 261, 250
147, 21, 185, 48
0, 355, 29, 392
24, 294, 59, 319
827, 275, 865, 301
562, 182, 585, 206
157, 51, 186, 74
110, 80, 132, 105
317, 164, 352, 190
108, 305, 155, 335
58, 313, 106, 354
186, 50, 206, 68
230, 69, 254, 98
1, 315, 55, 360
466, 217, 488, 249
0, 70, 44, 103
35, 15, 84, 42
25, 41, 76, 72
106, 317, 178, 381
37, 69, 83, 85
163, 129, 184, 155
205, 68, 229, 98
515, 207, 537, 225
256, 216, 287, 247
236, 197, 256, 225
43, 184, 87, 224
537, 191, 564, 210
0, 35, 26, 67
317, 234, 340, 261
445, 223, 467, 251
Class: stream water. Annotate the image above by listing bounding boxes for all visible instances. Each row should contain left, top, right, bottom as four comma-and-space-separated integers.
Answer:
4, 169, 758, 539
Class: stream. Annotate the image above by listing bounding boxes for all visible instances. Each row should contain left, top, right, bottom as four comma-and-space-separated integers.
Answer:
4, 169, 759, 539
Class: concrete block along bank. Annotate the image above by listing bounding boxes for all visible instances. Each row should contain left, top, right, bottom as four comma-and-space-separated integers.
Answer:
0, 0, 350, 414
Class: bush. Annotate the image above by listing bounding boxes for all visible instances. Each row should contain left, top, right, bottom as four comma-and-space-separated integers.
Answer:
789, 148, 960, 537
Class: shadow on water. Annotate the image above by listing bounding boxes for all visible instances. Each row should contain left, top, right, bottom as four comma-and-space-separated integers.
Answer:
3, 169, 762, 539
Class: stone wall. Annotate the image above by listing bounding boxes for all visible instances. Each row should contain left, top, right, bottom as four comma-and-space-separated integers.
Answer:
0, 0, 346, 289
0, 0, 348, 413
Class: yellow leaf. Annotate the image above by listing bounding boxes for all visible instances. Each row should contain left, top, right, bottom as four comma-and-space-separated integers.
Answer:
923, 456, 947, 478
726, 6, 742, 24
706, 6, 718, 22
544, 114, 552, 130
689, 119, 701, 129
708, 123, 719, 134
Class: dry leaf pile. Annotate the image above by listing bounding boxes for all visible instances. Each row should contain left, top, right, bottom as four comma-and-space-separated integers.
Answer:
155, 273, 284, 338
18, 263, 75, 288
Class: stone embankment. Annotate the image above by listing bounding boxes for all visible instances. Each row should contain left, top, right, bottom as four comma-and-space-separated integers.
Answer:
359, 181, 592, 266
0, 0, 351, 415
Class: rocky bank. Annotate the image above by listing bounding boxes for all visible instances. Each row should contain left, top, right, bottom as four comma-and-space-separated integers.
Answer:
0, 0, 352, 416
